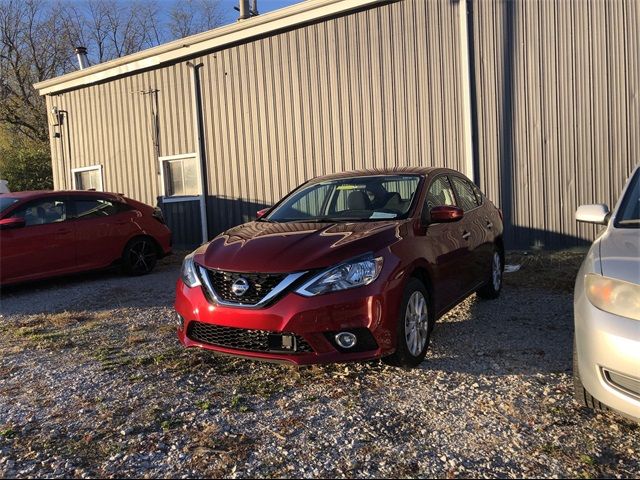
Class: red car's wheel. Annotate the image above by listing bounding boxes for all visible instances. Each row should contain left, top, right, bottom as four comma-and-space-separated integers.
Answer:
123, 237, 158, 276
384, 278, 434, 369
477, 246, 503, 299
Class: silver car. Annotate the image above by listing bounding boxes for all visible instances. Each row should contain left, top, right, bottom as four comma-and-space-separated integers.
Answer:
573, 165, 640, 421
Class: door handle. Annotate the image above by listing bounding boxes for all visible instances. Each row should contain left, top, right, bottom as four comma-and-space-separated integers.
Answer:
462, 231, 471, 240
56, 228, 72, 234
486, 221, 493, 229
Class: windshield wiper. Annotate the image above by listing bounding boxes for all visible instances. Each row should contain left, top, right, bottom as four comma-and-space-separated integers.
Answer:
617, 219, 640, 225
268, 217, 366, 223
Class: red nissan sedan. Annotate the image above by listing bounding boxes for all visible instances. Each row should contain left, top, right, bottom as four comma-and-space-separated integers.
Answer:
0, 190, 172, 286
176, 168, 504, 367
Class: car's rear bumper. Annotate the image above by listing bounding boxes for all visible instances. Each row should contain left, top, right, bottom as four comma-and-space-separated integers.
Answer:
575, 289, 640, 421
174, 277, 402, 365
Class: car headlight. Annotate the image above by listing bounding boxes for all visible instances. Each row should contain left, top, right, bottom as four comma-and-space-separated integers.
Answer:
585, 274, 640, 321
296, 255, 384, 297
181, 252, 201, 288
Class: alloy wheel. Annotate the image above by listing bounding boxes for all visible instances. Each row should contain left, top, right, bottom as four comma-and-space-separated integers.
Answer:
404, 291, 429, 356
129, 240, 156, 274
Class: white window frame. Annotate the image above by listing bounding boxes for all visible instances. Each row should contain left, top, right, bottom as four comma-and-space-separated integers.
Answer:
159, 153, 202, 203
72, 165, 104, 191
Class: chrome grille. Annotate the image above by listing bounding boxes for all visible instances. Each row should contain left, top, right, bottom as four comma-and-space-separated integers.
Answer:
205, 270, 285, 304
197, 266, 307, 308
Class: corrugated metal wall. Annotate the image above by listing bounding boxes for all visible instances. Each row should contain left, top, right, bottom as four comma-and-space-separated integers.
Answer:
197, 0, 468, 236
47, 63, 196, 207
472, 0, 640, 248
45, 0, 640, 249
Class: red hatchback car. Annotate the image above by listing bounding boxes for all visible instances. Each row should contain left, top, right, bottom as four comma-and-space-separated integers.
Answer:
0, 191, 172, 286
176, 168, 504, 367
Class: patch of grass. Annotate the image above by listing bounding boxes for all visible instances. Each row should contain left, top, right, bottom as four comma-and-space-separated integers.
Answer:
196, 400, 212, 412
160, 418, 183, 432
505, 250, 586, 292
541, 442, 560, 455
580, 453, 596, 466
230, 394, 252, 412
0, 427, 16, 438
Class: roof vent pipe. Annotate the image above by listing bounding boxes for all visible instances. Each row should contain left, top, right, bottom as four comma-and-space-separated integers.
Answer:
75, 46, 90, 70
237, 0, 250, 20
237, 0, 257, 20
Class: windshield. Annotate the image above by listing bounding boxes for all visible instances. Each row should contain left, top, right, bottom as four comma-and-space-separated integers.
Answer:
265, 175, 422, 223
615, 169, 640, 228
0, 197, 18, 214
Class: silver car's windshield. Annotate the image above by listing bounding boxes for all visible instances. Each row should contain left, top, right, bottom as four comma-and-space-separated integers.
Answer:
265, 175, 421, 223
615, 169, 640, 227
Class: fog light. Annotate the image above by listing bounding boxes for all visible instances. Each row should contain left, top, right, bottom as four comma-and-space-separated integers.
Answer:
176, 313, 184, 330
335, 332, 357, 349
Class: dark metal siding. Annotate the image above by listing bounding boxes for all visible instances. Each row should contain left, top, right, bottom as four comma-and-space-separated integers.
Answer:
161, 200, 202, 250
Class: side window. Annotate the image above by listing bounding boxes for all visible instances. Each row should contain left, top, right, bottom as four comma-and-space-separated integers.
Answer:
451, 176, 480, 212
72, 198, 118, 219
425, 176, 457, 210
471, 183, 485, 206
10, 198, 67, 226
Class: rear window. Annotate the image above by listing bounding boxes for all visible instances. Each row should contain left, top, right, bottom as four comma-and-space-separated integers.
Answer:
72, 198, 119, 219
451, 176, 480, 212
0, 197, 19, 214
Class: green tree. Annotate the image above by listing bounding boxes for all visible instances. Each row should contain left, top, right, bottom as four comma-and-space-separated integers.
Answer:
0, 147, 53, 191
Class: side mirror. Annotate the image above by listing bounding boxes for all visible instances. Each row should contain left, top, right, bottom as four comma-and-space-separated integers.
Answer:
428, 205, 464, 224
256, 207, 270, 219
576, 204, 610, 225
0, 217, 26, 230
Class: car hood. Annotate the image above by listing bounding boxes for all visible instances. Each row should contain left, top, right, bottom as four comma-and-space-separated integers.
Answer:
197, 220, 409, 273
598, 227, 640, 285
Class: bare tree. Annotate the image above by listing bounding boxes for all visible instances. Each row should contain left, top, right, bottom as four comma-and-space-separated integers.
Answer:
0, 0, 225, 144
0, 0, 73, 142
168, 0, 225, 39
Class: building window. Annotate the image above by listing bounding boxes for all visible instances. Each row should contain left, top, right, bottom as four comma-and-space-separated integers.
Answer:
160, 154, 200, 198
72, 165, 104, 191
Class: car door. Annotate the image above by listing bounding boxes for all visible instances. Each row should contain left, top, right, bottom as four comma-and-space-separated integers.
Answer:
421, 175, 471, 312
69, 195, 138, 269
0, 196, 76, 284
450, 175, 488, 290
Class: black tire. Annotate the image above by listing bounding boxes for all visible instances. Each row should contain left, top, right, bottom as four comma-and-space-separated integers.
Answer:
122, 237, 158, 276
383, 278, 434, 369
573, 336, 608, 411
477, 246, 503, 299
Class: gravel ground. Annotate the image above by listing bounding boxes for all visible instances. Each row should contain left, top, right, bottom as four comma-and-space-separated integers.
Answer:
0, 253, 638, 478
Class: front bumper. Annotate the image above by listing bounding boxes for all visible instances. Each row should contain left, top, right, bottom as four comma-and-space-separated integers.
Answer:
175, 277, 402, 365
575, 289, 640, 421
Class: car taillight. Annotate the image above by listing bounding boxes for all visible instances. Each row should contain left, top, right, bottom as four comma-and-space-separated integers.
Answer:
152, 207, 166, 224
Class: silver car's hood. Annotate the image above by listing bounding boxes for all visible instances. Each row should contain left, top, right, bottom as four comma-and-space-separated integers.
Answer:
598, 227, 640, 285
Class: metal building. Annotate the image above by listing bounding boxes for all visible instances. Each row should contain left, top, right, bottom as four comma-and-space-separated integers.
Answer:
34, 0, 640, 249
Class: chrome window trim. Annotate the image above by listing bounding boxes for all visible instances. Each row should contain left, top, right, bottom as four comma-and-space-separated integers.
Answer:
197, 266, 307, 309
